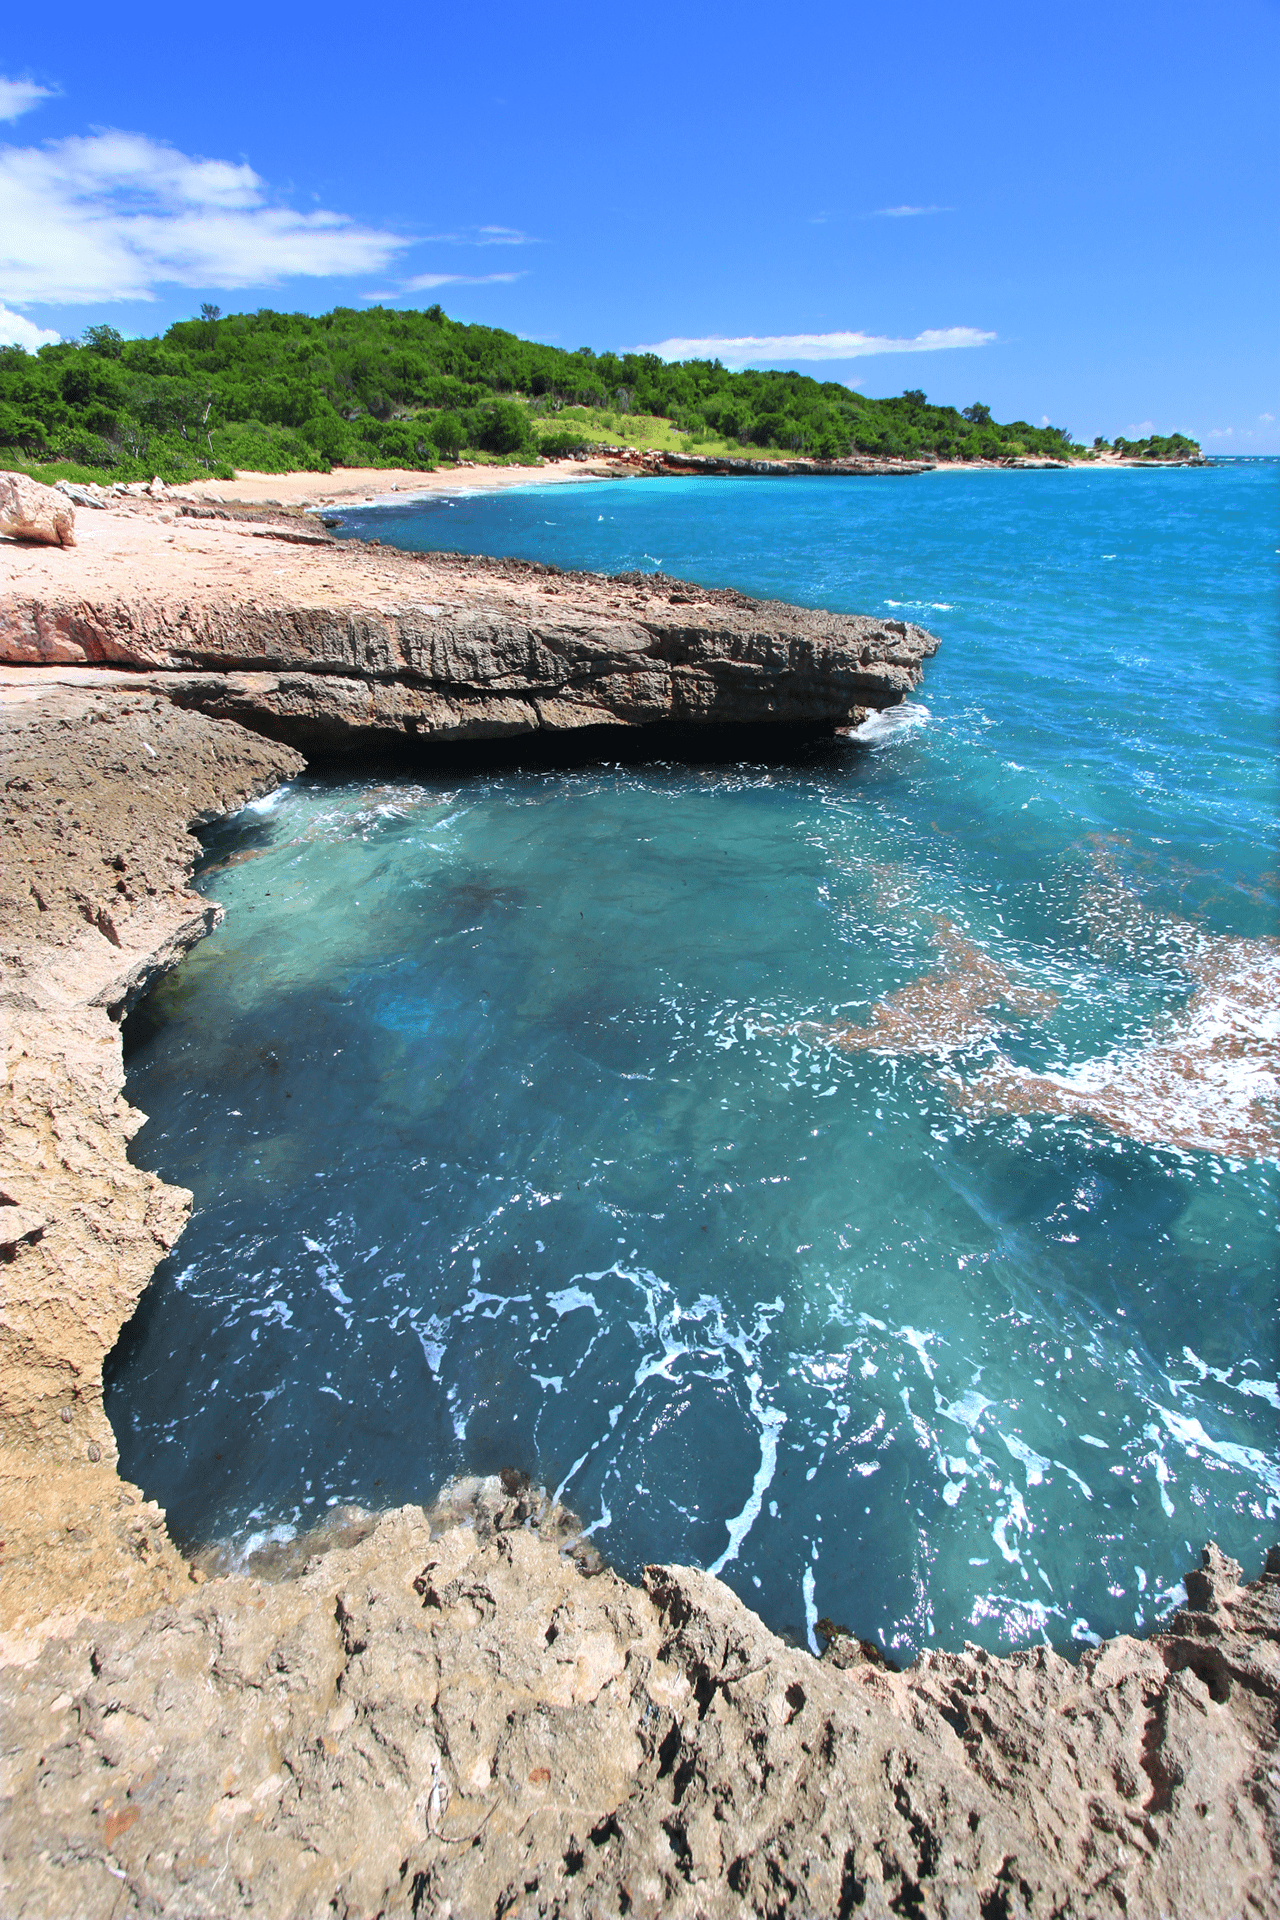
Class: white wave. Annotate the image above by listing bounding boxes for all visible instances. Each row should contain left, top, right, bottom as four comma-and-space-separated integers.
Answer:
1001, 1432, 1051, 1486
234, 1522, 296, 1566
243, 785, 290, 815
708, 1384, 786, 1576
1159, 1405, 1280, 1502
413, 1314, 447, 1376
847, 702, 930, 747
802, 1564, 820, 1654
937, 1388, 994, 1431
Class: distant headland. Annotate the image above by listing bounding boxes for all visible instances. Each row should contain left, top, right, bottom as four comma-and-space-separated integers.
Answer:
0, 304, 1203, 491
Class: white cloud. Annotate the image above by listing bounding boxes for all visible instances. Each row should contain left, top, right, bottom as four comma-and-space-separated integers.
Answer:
0, 77, 54, 123
421, 225, 538, 247
0, 128, 408, 303
0, 300, 59, 349
1127, 420, 1155, 437
873, 204, 947, 217
1261, 412, 1275, 423
631, 327, 995, 367
396, 271, 522, 292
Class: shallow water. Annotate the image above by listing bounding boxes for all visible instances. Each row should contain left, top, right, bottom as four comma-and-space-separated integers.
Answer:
108, 463, 1279, 1658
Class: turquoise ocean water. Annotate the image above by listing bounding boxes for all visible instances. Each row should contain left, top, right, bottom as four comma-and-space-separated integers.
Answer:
107, 463, 1279, 1658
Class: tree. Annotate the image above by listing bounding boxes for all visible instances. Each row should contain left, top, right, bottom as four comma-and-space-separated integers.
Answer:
430, 412, 464, 459
962, 402, 992, 425
473, 399, 532, 456
200, 304, 222, 323
301, 410, 351, 464
82, 325, 124, 359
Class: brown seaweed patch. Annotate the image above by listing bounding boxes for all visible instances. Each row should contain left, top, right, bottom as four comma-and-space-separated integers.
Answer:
954, 933, 1280, 1163
797, 919, 1057, 1059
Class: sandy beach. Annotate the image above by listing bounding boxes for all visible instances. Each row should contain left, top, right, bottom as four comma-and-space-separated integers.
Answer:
178, 451, 1204, 511
189, 459, 613, 510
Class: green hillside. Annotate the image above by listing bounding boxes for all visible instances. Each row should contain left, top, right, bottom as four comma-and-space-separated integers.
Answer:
0, 303, 1200, 484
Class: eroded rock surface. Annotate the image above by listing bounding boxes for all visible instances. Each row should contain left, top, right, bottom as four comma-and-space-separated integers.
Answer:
0, 493, 938, 749
2, 1488, 1276, 1920
0, 684, 303, 1658
2, 611, 1276, 1920
0, 471, 76, 549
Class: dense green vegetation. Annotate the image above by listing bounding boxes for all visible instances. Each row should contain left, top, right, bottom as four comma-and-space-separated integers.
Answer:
1093, 431, 1201, 460
0, 303, 1199, 484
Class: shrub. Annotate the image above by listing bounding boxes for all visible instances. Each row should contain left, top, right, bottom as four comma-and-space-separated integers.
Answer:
537, 429, 589, 458
473, 399, 533, 456
430, 412, 465, 459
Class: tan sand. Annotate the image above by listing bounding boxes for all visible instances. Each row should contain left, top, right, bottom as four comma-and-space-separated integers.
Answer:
190, 459, 612, 509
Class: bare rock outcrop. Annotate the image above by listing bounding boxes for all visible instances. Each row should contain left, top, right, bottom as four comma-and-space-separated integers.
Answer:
4, 556, 1275, 1919
0, 684, 304, 1659
0, 470, 76, 548
1, 1485, 1276, 1919
0, 497, 938, 750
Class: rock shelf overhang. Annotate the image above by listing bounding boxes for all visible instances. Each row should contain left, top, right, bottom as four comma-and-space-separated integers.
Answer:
2, 504, 1277, 1918
0, 498, 938, 752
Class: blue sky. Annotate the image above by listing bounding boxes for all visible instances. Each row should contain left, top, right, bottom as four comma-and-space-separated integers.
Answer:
2, 0, 1276, 449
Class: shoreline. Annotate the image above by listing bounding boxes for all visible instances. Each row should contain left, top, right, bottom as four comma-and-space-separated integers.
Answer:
153, 447, 1212, 517
1, 492, 1276, 1915
1, 692, 1276, 1916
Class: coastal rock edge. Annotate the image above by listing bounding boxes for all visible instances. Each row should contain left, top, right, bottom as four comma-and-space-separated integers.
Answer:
1, 582, 1276, 1919
0, 495, 938, 748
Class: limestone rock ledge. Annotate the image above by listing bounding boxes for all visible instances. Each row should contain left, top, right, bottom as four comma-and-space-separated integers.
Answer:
3, 620, 1277, 1920
0, 500, 938, 750
0, 685, 304, 1658
1, 1490, 1277, 1920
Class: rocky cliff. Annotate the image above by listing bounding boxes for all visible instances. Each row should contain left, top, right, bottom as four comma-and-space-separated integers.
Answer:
2, 517, 1276, 1919
0, 494, 938, 753
2, 1479, 1277, 1920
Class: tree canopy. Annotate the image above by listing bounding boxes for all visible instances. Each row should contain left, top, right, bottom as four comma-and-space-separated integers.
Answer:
0, 304, 1199, 484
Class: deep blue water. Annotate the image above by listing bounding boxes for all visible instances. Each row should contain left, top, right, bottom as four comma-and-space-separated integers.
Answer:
107, 463, 1279, 1659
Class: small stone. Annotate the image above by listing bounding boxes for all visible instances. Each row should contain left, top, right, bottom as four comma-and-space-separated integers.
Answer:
87, 1442, 101, 1462
60, 1407, 73, 1424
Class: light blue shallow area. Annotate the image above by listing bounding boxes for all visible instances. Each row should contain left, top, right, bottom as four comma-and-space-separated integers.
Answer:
108, 462, 1279, 1658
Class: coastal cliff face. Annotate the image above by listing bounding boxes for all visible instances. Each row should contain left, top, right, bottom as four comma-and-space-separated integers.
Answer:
2, 530, 1277, 1918
2, 1482, 1277, 1920
0, 498, 938, 750
0, 685, 304, 1657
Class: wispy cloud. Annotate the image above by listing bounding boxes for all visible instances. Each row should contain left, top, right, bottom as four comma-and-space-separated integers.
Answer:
873, 204, 948, 217
1204, 422, 1276, 444
391, 271, 523, 294
0, 128, 407, 303
0, 76, 55, 123
0, 300, 59, 349
421, 225, 539, 247
632, 327, 995, 367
